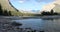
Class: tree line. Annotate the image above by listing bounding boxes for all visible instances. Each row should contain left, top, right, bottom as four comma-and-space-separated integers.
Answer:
0, 4, 12, 16
41, 9, 58, 15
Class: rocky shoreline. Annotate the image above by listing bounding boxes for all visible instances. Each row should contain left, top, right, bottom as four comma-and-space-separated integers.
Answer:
0, 18, 44, 32
0, 19, 19, 32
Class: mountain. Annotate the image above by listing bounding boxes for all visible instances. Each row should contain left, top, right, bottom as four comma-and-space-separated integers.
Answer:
42, 0, 60, 13
0, 0, 18, 11
53, 1, 60, 13
42, 2, 55, 12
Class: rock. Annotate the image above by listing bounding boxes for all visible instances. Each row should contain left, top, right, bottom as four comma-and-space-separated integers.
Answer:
11, 22, 22, 26
40, 31, 44, 32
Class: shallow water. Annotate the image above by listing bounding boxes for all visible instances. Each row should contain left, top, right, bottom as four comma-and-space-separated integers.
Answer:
13, 18, 60, 32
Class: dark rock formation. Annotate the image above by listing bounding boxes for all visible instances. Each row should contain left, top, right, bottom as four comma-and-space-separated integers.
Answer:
11, 22, 22, 26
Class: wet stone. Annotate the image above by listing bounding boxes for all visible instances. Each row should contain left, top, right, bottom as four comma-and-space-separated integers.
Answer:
40, 31, 44, 32
11, 22, 22, 26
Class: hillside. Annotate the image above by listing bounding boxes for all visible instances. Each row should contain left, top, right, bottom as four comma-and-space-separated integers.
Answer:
42, 0, 60, 13
0, 0, 35, 16
0, 0, 18, 11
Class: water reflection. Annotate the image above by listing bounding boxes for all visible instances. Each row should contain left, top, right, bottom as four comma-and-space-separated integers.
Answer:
13, 18, 60, 32
41, 18, 60, 20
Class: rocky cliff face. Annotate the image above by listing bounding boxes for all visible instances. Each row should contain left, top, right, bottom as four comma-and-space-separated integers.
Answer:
53, 0, 60, 13
0, 0, 18, 11
42, 0, 60, 13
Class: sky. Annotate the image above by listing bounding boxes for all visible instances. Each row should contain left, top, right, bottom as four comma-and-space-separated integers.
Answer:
10, 0, 55, 12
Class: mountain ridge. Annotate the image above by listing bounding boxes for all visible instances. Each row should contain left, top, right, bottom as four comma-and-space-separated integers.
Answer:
41, 0, 60, 13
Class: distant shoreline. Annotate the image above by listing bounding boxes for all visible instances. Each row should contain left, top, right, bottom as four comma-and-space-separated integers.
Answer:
0, 15, 60, 20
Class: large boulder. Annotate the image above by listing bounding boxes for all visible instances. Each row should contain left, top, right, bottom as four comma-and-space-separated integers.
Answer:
11, 21, 22, 26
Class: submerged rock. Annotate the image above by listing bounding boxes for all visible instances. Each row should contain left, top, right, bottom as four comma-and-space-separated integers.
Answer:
40, 31, 44, 32
11, 21, 22, 26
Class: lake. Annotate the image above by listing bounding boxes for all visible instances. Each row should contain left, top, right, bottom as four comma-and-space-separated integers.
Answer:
12, 18, 60, 32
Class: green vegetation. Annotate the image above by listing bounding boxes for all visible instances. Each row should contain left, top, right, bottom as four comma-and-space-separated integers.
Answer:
0, 4, 12, 16
0, 4, 3, 15
41, 9, 59, 15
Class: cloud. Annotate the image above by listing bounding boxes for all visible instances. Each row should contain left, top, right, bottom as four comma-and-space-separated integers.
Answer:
18, 0, 26, 3
19, 0, 25, 3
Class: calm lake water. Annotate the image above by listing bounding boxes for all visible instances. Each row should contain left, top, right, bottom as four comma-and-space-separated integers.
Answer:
12, 18, 60, 32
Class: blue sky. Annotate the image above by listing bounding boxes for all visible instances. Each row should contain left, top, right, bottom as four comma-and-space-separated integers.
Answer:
10, 0, 54, 12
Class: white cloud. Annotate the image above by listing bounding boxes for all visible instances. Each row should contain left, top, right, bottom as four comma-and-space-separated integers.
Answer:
19, 1, 25, 3
18, 0, 27, 3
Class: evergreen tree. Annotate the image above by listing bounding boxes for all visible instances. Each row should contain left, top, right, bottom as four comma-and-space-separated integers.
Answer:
9, 11, 12, 16
51, 9, 54, 15
0, 4, 3, 15
3, 10, 8, 16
